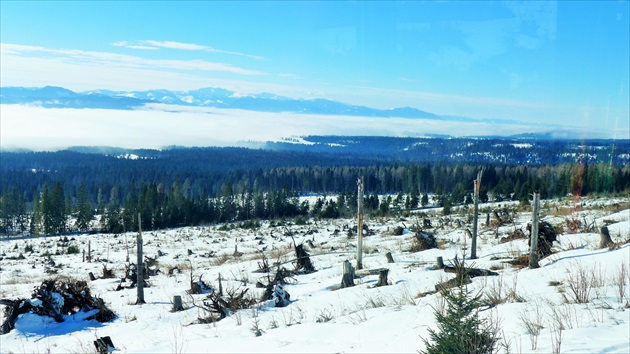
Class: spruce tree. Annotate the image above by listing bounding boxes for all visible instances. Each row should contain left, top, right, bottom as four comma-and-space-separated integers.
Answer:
30, 192, 42, 236
76, 181, 93, 232
422, 258, 498, 354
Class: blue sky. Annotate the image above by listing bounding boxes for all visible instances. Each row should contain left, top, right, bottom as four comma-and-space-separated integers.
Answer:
1, 1, 629, 138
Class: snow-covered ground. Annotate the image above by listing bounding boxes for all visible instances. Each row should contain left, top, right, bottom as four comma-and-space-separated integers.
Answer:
1, 196, 629, 353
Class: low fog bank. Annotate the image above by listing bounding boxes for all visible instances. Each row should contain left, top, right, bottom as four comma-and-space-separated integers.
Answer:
1, 104, 621, 151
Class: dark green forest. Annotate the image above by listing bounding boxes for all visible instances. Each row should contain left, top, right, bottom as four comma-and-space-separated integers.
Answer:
1, 139, 629, 236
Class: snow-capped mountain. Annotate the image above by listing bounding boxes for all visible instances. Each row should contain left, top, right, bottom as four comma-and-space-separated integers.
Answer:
1, 86, 444, 120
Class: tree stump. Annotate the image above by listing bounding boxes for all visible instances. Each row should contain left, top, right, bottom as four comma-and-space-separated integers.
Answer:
94, 336, 115, 354
599, 226, 614, 249
385, 252, 395, 263
172, 295, 184, 312
436, 256, 444, 269
295, 244, 316, 273
340, 260, 355, 288
376, 269, 389, 287
89, 272, 96, 281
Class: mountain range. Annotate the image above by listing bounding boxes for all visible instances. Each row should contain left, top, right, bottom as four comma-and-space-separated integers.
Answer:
0, 85, 477, 122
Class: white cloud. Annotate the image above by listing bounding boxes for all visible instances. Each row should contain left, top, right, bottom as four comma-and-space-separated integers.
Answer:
112, 41, 159, 50
144, 40, 207, 51
112, 40, 264, 60
1, 42, 264, 76
278, 73, 301, 79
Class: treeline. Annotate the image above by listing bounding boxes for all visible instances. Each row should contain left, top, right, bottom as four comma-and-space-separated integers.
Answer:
1, 157, 628, 235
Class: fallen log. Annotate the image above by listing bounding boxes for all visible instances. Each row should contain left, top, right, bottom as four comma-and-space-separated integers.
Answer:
443, 266, 499, 278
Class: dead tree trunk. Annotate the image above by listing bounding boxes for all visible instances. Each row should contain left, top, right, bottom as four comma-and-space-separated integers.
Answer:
357, 177, 364, 270
471, 171, 482, 259
599, 226, 614, 249
218, 273, 223, 296
136, 212, 145, 304
529, 192, 540, 269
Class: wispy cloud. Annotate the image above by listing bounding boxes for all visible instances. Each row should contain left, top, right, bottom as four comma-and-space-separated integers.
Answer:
279, 73, 301, 79
144, 40, 207, 51
112, 40, 264, 60
1, 43, 265, 75
398, 77, 421, 83
111, 41, 159, 50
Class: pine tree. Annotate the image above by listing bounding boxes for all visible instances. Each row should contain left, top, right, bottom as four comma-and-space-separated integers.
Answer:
76, 181, 93, 232
421, 193, 429, 207
421, 259, 498, 354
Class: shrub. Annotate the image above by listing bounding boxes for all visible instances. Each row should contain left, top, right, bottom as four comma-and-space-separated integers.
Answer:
67, 245, 80, 254
294, 216, 308, 226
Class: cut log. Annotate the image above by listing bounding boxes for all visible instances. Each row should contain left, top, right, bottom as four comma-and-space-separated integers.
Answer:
435, 276, 472, 292
355, 268, 389, 277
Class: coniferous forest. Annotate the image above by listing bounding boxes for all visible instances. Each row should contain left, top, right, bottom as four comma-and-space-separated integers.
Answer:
1, 137, 629, 236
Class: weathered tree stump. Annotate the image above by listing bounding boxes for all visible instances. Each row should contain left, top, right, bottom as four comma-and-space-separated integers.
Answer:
94, 336, 115, 354
295, 244, 316, 273
599, 226, 614, 249
172, 295, 184, 312
89, 272, 96, 281
340, 260, 355, 288
385, 252, 395, 263
376, 269, 389, 287
436, 256, 444, 269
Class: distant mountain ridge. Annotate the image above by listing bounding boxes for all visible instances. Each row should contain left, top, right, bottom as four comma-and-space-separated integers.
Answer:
1, 85, 456, 121
0, 86, 145, 109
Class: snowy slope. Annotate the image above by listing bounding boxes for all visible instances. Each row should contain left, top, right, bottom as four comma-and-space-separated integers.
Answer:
0, 197, 628, 353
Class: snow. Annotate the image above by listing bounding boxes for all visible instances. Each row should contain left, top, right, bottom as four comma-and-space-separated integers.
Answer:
0, 196, 629, 353
512, 143, 533, 149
